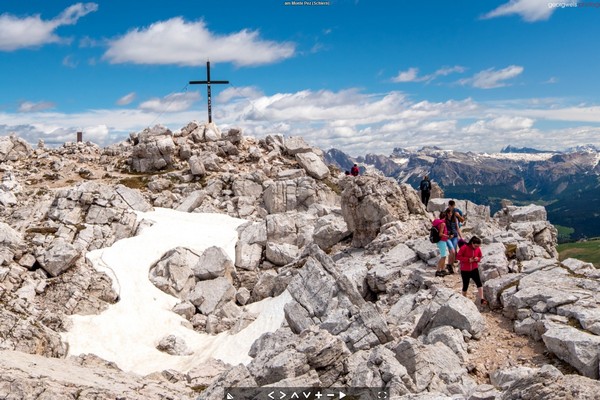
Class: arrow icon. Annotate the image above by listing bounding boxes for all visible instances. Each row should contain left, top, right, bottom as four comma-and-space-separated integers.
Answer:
339, 391, 346, 399
280, 391, 287, 399
268, 391, 275, 399
226, 394, 234, 400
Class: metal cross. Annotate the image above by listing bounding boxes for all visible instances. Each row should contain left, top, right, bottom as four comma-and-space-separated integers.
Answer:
189, 61, 229, 123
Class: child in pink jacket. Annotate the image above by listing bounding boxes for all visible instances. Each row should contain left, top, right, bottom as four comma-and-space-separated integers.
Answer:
456, 236, 487, 305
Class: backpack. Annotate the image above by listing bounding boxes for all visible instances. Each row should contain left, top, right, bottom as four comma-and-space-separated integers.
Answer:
455, 208, 465, 223
420, 180, 431, 191
429, 225, 440, 243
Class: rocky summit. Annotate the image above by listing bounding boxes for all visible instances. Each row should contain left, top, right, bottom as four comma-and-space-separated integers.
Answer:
1, 124, 600, 399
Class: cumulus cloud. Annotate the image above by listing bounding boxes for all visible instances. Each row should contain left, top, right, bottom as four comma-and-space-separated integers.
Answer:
216, 86, 263, 103
482, 0, 555, 22
392, 67, 420, 82
0, 3, 98, 51
393, 65, 466, 83
117, 92, 136, 106
104, 18, 295, 66
459, 65, 524, 89
139, 91, 200, 113
463, 116, 535, 134
18, 101, 55, 113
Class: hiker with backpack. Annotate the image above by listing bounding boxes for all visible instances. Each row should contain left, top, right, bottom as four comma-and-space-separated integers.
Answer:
431, 210, 455, 277
456, 236, 488, 306
444, 200, 465, 274
350, 164, 360, 176
419, 175, 431, 207
448, 200, 465, 231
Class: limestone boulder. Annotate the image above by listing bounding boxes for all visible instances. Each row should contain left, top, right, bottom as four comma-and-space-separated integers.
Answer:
312, 213, 351, 251
0, 222, 26, 266
149, 247, 198, 298
188, 277, 236, 315
295, 152, 330, 180
193, 246, 236, 282
283, 136, 312, 155
413, 287, 486, 339
130, 125, 175, 173
38, 238, 81, 277
341, 175, 427, 247
542, 322, 600, 379
156, 335, 193, 356
393, 337, 469, 394
0, 135, 32, 161
265, 242, 299, 266
188, 155, 206, 176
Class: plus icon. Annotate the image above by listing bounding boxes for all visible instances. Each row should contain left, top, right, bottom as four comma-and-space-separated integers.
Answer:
315, 391, 323, 399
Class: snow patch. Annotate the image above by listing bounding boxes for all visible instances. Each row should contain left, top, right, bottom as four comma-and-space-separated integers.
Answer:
485, 152, 555, 162
62, 208, 291, 375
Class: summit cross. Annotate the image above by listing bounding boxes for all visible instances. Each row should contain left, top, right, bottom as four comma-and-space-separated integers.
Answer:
189, 61, 229, 123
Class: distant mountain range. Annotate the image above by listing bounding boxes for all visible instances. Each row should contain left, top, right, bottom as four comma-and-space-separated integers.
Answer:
325, 145, 600, 241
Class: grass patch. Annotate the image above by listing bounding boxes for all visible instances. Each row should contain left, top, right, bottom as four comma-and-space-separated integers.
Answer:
555, 224, 575, 243
557, 239, 600, 267
323, 178, 341, 195
118, 176, 148, 190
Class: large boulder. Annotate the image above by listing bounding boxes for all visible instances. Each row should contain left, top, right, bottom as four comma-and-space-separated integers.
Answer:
130, 125, 176, 172
0, 135, 33, 161
149, 247, 198, 299
295, 152, 330, 180
188, 277, 236, 315
38, 238, 81, 277
340, 175, 427, 247
542, 322, 600, 379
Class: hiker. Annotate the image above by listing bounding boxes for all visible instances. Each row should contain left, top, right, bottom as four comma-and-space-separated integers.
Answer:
456, 236, 487, 306
419, 175, 432, 207
432, 210, 453, 277
448, 200, 466, 230
350, 164, 359, 176
446, 200, 464, 274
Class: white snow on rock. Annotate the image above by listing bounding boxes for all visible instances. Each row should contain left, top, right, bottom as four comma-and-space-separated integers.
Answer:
62, 208, 291, 375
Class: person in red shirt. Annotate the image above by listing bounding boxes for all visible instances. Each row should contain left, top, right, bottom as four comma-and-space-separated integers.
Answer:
350, 164, 359, 176
432, 211, 454, 277
456, 236, 488, 305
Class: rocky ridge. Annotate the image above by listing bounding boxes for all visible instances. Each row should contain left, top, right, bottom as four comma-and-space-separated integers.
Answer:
0, 125, 599, 399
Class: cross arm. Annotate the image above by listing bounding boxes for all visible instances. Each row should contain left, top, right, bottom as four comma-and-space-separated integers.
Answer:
189, 80, 229, 84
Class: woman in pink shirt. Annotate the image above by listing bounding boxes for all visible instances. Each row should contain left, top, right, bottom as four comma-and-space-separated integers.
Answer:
432, 211, 454, 277
456, 236, 487, 306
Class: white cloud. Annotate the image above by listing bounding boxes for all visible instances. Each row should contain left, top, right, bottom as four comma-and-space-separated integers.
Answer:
0, 3, 98, 51
216, 86, 263, 103
392, 67, 420, 82
18, 101, 55, 113
139, 91, 200, 113
393, 65, 466, 83
463, 116, 535, 134
434, 66, 467, 77
460, 65, 524, 89
496, 105, 600, 123
62, 55, 78, 68
117, 92, 136, 106
483, 0, 555, 22
104, 18, 295, 66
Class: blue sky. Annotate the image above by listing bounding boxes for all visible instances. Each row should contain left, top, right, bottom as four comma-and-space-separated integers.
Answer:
1, 0, 600, 155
